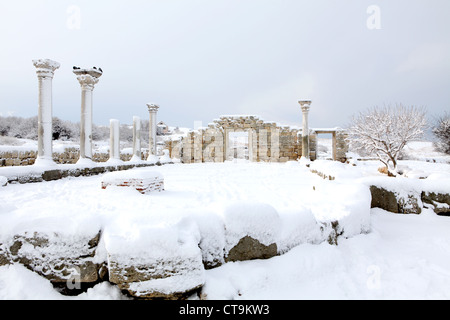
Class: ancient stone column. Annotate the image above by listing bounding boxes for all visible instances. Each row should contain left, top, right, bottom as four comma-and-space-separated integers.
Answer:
132, 116, 142, 161
109, 119, 120, 161
73, 68, 102, 163
298, 100, 312, 160
147, 103, 159, 162
32, 59, 60, 164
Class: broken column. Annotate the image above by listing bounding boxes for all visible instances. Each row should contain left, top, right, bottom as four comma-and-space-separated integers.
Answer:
147, 103, 159, 163
32, 59, 60, 165
73, 67, 102, 163
109, 119, 120, 162
132, 116, 142, 162
298, 100, 312, 160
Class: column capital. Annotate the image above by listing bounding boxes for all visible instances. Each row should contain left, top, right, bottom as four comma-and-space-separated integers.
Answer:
75, 74, 99, 90
147, 103, 160, 113
298, 100, 312, 112
73, 67, 102, 90
32, 59, 60, 78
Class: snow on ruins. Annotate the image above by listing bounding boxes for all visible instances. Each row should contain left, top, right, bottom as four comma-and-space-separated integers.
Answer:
1, 2, 450, 302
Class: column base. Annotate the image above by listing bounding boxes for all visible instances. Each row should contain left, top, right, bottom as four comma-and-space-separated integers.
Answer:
147, 154, 160, 164
106, 158, 124, 166
76, 158, 96, 167
33, 157, 57, 168
129, 155, 145, 164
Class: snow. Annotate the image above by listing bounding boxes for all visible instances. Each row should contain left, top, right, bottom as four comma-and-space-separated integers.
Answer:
101, 168, 163, 185
0, 264, 128, 300
0, 140, 450, 299
310, 181, 371, 237
0, 176, 6, 187
203, 208, 450, 300
222, 202, 281, 250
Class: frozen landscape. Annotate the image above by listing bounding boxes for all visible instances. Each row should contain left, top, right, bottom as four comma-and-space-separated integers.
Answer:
1, 139, 449, 300
1, 0, 449, 306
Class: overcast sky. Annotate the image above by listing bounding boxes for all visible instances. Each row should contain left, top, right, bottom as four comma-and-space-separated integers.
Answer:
0, 0, 449, 129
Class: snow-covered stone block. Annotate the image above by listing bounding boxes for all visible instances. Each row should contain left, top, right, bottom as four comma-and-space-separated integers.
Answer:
222, 202, 281, 261
310, 182, 371, 244
0, 176, 7, 187
105, 219, 205, 299
101, 169, 164, 194
1, 231, 104, 294
192, 212, 226, 269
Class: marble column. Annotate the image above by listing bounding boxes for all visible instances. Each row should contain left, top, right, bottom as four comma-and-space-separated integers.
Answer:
73, 68, 102, 163
32, 59, 60, 164
147, 103, 159, 162
298, 100, 312, 160
109, 119, 120, 161
132, 116, 142, 161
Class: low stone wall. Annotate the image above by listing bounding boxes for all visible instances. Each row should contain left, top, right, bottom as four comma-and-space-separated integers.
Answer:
0, 150, 38, 166
370, 185, 450, 216
0, 148, 150, 167
3, 162, 166, 185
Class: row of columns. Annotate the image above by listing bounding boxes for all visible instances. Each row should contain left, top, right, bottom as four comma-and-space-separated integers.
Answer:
32, 59, 310, 165
32, 58, 161, 165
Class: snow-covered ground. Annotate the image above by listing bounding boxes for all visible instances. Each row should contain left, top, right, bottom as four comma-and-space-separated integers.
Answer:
1, 155, 450, 299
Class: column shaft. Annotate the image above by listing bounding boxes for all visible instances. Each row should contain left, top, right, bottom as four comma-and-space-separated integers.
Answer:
298, 100, 312, 160
33, 59, 60, 163
80, 87, 94, 159
302, 110, 309, 159
37, 76, 53, 160
149, 112, 157, 155
132, 116, 141, 160
109, 119, 120, 160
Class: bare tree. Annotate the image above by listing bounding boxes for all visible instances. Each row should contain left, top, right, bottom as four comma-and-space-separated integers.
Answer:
347, 104, 427, 176
433, 112, 450, 155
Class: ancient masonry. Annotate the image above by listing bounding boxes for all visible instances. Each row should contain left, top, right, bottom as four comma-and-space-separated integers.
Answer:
165, 115, 349, 164
1, 59, 350, 168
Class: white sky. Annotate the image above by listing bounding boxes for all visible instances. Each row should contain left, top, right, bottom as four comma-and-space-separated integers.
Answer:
0, 0, 449, 129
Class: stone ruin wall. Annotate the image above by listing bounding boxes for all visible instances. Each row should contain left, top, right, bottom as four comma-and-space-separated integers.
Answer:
0, 116, 349, 167
165, 115, 349, 164
0, 148, 150, 167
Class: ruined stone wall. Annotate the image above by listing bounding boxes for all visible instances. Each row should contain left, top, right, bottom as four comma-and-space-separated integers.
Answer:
0, 148, 146, 167
166, 116, 310, 163
335, 130, 349, 162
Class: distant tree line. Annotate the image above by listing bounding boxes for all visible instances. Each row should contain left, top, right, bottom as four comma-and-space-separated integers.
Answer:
433, 112, 450, 155
0, 115, 150, 143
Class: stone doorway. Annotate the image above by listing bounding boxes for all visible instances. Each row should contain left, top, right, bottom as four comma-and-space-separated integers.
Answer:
316, 132, 334, 160
227, 131, 249, 160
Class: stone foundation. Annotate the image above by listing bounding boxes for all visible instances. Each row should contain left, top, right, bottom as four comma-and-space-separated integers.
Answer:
0, 148, 150, 167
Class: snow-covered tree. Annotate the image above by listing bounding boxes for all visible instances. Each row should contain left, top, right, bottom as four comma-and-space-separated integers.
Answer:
347, 104, 427, 176
433, 112, 450, 155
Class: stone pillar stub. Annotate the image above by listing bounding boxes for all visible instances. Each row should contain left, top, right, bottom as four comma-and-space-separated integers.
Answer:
109, 119, 120, 161
32, 59, 60, 164
298, 100, 311, 160
74, 67, 102, 163
132, 116, 142, 161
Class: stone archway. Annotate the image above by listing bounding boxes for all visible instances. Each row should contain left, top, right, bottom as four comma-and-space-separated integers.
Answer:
226, 130, 250, 160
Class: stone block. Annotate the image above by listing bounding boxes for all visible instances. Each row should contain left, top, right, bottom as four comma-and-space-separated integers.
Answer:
3, 231, 103, 295
101, 170, 164, 194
